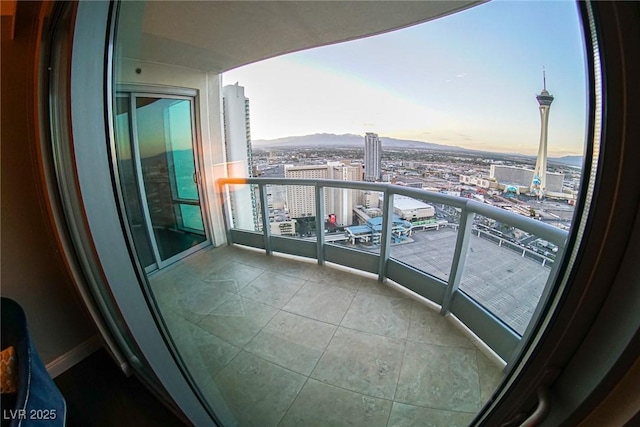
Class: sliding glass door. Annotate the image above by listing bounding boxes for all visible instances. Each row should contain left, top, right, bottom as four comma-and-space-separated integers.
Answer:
115, 92, 209, 271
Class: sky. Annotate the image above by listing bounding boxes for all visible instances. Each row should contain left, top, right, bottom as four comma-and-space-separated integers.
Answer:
222, 0, 588, 157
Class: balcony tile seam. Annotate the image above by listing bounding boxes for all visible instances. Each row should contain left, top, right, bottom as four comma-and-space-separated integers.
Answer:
191, 296, 279, 352
331, 324, 409, 345
209, 349, 305, 427
384, 279, 444, 310
268, 269, 319, 282
388, 400, 480, 417
306, 276, 364, 292
445, 313, 507, 370
335, 282, 360, 328
393, 382, 486, 415
354, 285, 413, 301
276, 378, 402, 427
393, 343, 483, 412
274, 312, 341, 328
210, 347, 246, 385
236, 271, 309, 311
302, 313, 342, 378
294, 339, 483, 412
217, 348, 308, 383
305, 377, 398, 406
474, 349, 487, 408
167, 244, 506, 354
226, 302, 476, 354
274, 305, 355, 427
317, 260, 380, 280
360, 283, 413, 300
402, 335, 477, 351
167, 250, 504, 365
236, 293, 291, 312
277, 375, 312, 427
161, 270, 498, 422
391, 324, 410, 405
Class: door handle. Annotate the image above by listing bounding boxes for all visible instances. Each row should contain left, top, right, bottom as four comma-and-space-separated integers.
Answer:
518, 387, 551, 427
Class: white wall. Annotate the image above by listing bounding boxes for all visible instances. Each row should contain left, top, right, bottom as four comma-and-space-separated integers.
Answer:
2, 3, 98, 368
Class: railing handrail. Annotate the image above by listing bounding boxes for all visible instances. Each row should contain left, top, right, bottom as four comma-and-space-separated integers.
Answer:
218, 177, 568, 248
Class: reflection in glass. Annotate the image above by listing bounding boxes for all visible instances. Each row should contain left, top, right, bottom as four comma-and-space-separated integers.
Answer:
135, 97, 207, 262
114, 94, 208, 270
114, 96, 155, 269
228, 183, 261, 232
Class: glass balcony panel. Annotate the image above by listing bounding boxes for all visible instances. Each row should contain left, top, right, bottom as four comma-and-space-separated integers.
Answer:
325, 187, 364, 247
332, 189, 385, 254
271, 184, 317, 241
389, 198, 461, 281
227, 183, 261, 232
458, 214, 556, 335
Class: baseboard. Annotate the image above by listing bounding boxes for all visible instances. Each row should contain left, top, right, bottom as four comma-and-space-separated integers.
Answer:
46, 335, 102, 378
448, 313, 507, 370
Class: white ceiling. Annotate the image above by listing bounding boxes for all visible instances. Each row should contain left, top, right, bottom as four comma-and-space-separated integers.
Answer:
117, 1, 483, 73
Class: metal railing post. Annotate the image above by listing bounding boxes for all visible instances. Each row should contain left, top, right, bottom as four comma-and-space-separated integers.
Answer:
315, 185, 325, 265
220, 183, 233, 245
259, 183, 272, 255
441, 205, 475, 315
378, 189, 394, 282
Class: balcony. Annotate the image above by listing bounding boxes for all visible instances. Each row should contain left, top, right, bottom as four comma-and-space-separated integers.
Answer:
147, 177, 566, 426
150, 244, 503, 426
220, 178, 567, 350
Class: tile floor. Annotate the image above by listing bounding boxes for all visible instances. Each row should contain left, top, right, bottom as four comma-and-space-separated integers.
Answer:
149, 245, 504, 427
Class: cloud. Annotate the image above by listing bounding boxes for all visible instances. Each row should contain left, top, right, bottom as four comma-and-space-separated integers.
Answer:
456, 72, 467, 78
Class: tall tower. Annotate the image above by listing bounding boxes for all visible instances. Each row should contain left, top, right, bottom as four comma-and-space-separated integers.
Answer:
364, 132, 382, 181
222, 83, 260, 230
530, 70, 554, 197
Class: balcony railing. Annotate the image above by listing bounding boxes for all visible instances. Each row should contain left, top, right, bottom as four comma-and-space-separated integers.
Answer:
218, 177, 568, 363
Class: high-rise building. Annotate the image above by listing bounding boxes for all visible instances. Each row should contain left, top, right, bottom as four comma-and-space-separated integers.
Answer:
285, 163, 362, 226
328, 162, 363, 226
222, 83, 260, 230
284, 165, 328, 221
364, 132, 382, 181
530, 71, 554, 197
491, 165, 563, 193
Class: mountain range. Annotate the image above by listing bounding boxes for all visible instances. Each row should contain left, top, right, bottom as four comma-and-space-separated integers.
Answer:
252, 133, 582, 167
252, 133, 466, 151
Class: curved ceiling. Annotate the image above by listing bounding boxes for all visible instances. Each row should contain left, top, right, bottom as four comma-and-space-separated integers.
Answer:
116, 1, 484, 73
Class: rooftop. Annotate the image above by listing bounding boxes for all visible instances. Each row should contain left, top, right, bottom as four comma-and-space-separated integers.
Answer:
393, 195, 435, 211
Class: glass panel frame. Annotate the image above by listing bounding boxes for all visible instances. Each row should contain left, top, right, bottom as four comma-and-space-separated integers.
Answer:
115, 91, 211, 270
389, 197, 461, 281
458, 214, 556, 335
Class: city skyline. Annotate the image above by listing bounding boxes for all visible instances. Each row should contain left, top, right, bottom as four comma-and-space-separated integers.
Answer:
223, 0, 587, 158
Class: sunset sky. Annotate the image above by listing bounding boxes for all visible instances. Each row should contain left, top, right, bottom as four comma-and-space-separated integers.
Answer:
223, 0, 588, 157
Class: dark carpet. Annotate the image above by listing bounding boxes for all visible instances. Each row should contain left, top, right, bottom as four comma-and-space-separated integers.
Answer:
54, 349, 189, 427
